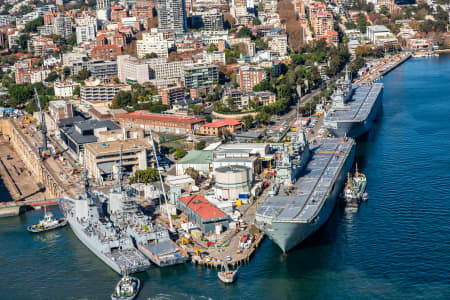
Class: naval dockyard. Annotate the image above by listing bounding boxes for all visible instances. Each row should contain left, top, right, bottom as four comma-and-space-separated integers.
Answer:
0, 53, 410, 278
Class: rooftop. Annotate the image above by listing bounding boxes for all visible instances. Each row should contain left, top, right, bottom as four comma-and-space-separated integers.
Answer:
178, 150, 214, 165
116, 111, 205, 125
85, 139, 151, 156
179, 195, 228, 220
201, 118, 241, 128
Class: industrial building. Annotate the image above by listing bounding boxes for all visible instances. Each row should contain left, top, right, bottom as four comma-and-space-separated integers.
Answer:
115, 111, 205, 135
178, 195, 229, 233
215, 165, 251, 201
59, 119, 120, 157
84, 138, 154, 182
175, 150, 214, 176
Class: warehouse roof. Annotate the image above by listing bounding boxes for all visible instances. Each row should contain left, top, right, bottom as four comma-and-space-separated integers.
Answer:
177, 150, 213, 164
201, 118, 241, 128
116, 110, 205, 125
179, 195, 227, 220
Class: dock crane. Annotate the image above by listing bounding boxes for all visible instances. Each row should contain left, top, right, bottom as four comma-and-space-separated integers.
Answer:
34, 88, 48, 158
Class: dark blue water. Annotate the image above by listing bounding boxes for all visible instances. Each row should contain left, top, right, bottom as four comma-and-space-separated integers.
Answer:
1, 56, 449, 299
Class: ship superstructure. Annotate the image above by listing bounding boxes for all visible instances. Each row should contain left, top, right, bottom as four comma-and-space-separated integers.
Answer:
255, 138, 355, 252
324, 69, 383, 138
59, 169, 151, 275
106, 149, 189, 267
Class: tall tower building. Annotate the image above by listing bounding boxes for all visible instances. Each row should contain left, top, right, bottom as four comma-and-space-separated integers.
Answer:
157, 0, 187, 34
97, 0, 110, 9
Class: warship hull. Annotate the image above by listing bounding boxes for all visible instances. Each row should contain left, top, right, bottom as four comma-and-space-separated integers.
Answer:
325, 84, 383, 139
61, 197, 151, 275
256, 139, 355, 253
67, 217, 123, 274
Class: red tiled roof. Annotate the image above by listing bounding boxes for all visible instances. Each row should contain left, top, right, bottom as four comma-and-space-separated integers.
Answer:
201, 118, 241, 128
116, 110, 204, 124
179, 195, 227, 220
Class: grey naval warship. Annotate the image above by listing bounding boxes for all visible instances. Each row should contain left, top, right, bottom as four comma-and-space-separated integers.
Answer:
323, 69, 383, 138
59, 170, 151, 275
106, 153, 189, 267
255, 136, 355, 253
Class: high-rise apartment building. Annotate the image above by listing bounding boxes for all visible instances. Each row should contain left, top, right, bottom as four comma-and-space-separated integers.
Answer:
157, 0, 187, 34
76, 24, 96, 44
53, 15, 73, 39
238, 66, 266, 92
97, 0, 110, 9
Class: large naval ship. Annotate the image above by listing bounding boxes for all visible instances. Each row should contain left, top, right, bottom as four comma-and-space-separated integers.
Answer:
59, 170, 151, 275
323, 69, 383, 138
106, 154, 189, 267
255, 136, 355, 253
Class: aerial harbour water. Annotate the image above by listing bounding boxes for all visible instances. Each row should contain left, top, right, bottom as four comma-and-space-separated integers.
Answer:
0, 55, 449, 299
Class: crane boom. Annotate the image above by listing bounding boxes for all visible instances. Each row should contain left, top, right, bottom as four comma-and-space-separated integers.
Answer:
34, 88, 48, 152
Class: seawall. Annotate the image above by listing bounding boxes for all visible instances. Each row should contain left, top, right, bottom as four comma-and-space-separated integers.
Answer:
0, 119, 65, 199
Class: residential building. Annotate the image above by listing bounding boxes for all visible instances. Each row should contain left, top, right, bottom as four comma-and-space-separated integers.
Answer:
192, 9, 224, 31
199, 118, 242, 136
90, 45, 122, 60
88, 60, 118, 79
85, 138, 153, 181
54, 80, 78, 98
266, 34, 288, 56
160, 87, 184, 106
80, 81, 128, 102
183, 64, 219, 89
157, 0, 187, 34
238, 66, 266, 92
53, 15, 73, 39
32, 37, 59, 57
115, 111, 205, 135
49, 100, 74, 121
97, 0, 111, 9
76, 24, 96, 44
136, 30, 169, 58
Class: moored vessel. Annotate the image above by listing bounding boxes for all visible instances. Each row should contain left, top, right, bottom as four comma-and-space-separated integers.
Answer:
256, 137, 355, 252
60, 169, 151, 275
218, 263, 239, 283
27, 206, 67, 233
324, 68, 383, 139
111, 271, 140, 300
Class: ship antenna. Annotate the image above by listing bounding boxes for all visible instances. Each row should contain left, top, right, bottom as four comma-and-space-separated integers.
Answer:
355, 163, 359, 177
82, 150, 90, 199
118, 144, 123, 192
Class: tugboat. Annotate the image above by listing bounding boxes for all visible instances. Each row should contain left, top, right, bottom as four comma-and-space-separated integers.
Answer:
27, 206, 67, 233
218, 263, 239, 283
354, 165, 368, 201
111, 269, 141, 300
343, 174, 361, 210
342, 164, 368, 210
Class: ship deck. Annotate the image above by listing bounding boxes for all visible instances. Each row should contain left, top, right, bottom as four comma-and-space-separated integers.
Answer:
256, 138, 354, 223
325, 83, 383, 122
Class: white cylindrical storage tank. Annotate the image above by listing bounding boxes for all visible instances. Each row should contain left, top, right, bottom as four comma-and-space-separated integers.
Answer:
215, 165, 250, 201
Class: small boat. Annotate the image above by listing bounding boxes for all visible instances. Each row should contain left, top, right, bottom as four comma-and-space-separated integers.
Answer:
111, 271, 141, 300
218, 263, 239, 283
27, 207, 67, 233
342, 164, 368, 209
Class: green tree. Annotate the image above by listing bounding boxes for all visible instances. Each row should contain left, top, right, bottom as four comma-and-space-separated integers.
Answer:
73, 86, 80, 96
63, 66, 71, 78
252, 17, 261, 25
184, 167, 200, 183
18, 34, 29, 50
45, 71, 58, 82
112, 91, 132, 108
129, 167, 160, 184
207, 44, 218, 53
241, 115, 254, 129
252, 79, 271, 92
255, 111, 271, 125
195, 140, 207, 150
144, 53, 158, 58
237, 27, 252, 38
24, 17, 44, 33
175, 149, 187, 160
